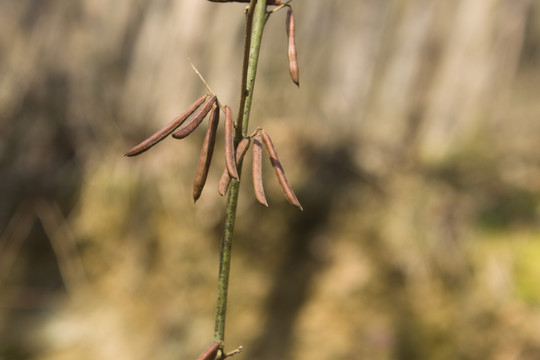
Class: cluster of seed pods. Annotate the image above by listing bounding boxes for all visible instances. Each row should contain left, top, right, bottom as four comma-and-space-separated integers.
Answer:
218, 128, 302, 210
126, 2, 302, 359
125, 95, 302, 210
125, 95, 233, 203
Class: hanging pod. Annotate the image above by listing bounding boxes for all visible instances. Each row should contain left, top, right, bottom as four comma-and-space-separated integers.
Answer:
125, 95, 207, 156
261, 130, 302, 210
193, 103, 220, 202
218, 137, 251, 196
286, 7, 299, 86
252, 134, 268, 207
224, 106, 239, 180
172, 95, 217, 139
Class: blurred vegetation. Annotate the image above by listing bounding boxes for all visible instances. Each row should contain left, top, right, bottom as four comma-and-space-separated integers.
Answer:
1, 0, 540, 359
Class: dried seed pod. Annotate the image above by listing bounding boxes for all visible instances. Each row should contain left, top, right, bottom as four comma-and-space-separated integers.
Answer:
193, 103, 220, 202
224, 106, 239, 180
252, 134, 268, 207
286, 7, 299, 86
196, 341, 222, 360
172, 95, 217, 139
261, 130, 303, 210
125, 95, 207, 156
218, 137, 251, 196
209, 0, 283, 4
217, 171, 230, 197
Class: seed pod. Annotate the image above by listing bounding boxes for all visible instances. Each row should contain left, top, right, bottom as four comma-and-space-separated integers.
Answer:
218, 137, 251, 196
261, 130, 303, 210
224, 106, 239, 180
193, 103, 220, 202
209, 0, 283, 4
252, 134, 268, 207
286, 7, 299, 86
196, 341, 222, 360
172, 95, 217, 139
125, 95, 207, 156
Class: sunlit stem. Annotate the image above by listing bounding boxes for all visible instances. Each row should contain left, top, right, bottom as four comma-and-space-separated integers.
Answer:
214, 0, 269, 344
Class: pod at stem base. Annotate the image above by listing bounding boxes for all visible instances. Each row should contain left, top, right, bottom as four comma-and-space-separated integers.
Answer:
196, 341, 222, 360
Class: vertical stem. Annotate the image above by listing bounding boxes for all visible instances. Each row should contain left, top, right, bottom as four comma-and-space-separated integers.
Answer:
213, 177, 240, 342
239, 0, 269, 137
214, 0, 268, 344
234, 0, 256, 141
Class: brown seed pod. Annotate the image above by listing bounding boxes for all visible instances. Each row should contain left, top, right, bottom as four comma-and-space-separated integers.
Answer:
125, 95, 207, 157
193, 103, 220, 202
286, 7, 299, 86
218, 137, 251, 196
224, 106, 239, 180
252, 134, 268, 207
261, 130, 303, 210
172, 95, 217, 139
209, 0, 283, 4
196, 341, 222, 360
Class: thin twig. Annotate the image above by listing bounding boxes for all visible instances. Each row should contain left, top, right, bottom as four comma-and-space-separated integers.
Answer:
269, 0, 291, 13
188, 57, 226, 112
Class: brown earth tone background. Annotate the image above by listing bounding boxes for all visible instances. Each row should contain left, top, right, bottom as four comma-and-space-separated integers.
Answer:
1, 0, 540, 359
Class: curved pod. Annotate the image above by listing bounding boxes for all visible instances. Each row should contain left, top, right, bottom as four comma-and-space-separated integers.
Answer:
125, 95, 207, 156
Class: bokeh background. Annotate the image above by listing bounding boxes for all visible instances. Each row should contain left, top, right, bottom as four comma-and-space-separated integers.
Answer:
1, 0, 540, 359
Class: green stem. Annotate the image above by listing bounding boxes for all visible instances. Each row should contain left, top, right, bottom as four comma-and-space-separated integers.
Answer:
213, 0, 268, 344
240, 0, 269, 136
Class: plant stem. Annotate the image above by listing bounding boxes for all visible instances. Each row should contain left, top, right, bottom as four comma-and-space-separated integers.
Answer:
213, 0, 268, 344
213, 177, 240, 343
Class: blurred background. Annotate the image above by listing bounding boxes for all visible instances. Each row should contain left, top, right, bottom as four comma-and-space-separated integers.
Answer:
1, 0, 540, 359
